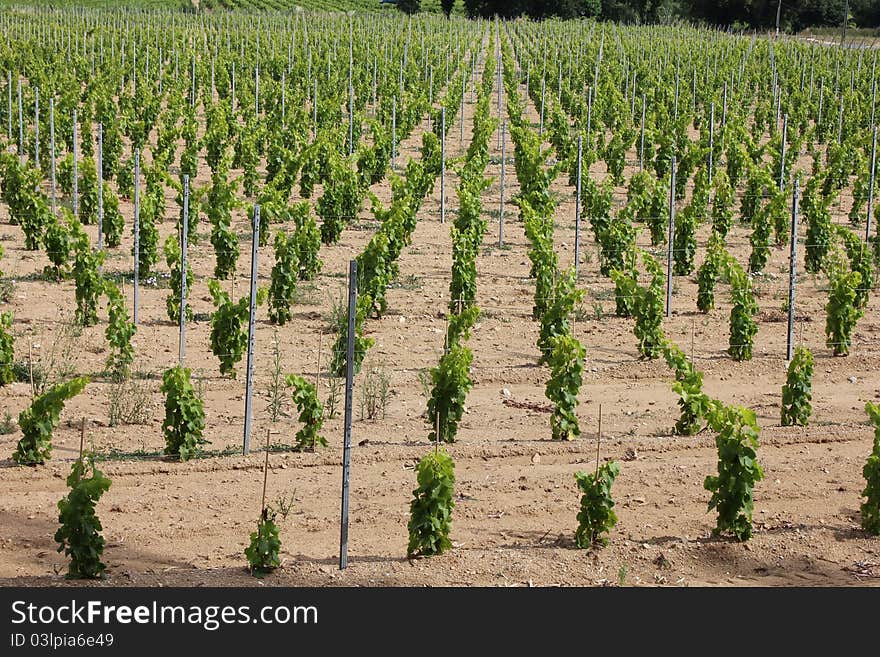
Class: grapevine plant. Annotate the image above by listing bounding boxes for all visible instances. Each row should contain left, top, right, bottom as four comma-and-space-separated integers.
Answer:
0, 312, 13, 386
54, 454, 111, 579
164, 234, 194, 324
663, 342, 715, 436
545, 334, 586, 441
205, 166, 240, 280
245, 508, 282, 577
407, 449, 455, 558
292, 201, 322, 280
43, 208, 76, 281
704, 404, 764, 542
574, 461, 620, 548
824, 252, 863, 357
268, 231, 298, 325
13, 377, 89, 465
632, 253, 666, 359
208, 279, 266, 376
104, 284, 136, 380
71, 225, 105, 327
285, 375, 327, 451
160, 365, 207, 461
861, 402, 880, 535
781, 347, 813, 427
697, 232, 725, 313
329, 296, 374, 378
726, 259, 758, 361
427, 343, 473, 444
537, 268, 584, 364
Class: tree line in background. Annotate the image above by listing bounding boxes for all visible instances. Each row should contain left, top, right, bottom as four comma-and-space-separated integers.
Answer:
404, 0, 880, 32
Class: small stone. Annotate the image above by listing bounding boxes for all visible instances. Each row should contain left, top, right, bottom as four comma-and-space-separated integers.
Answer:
501, 388, 512, 398
531, 453, 541, 464
848, 376, 857, 384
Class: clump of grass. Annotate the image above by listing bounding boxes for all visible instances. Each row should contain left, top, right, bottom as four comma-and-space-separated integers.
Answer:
0, 412, 16, 435
324, 374, 343, 420
359, 361, 391, 421
0, 280, 14, 303
266, 331, 287, 423
108, 370, 153, 427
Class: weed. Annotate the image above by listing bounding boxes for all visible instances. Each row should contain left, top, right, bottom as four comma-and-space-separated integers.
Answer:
0, 280, 14, 303
359, 362, 391, 421
107, 372, 153, 427
0, 412, 16, 434
325, 285, 348, 332
266, 332, 287, 423
292, 280, 321, 306
417, 368, 432, 401
572, 302, 590, 322
273, 489, 297, 521
324, 375, 343, 420
392, 273, 423, 291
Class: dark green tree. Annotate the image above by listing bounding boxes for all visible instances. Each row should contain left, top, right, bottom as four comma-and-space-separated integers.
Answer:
397, 0, 422, 14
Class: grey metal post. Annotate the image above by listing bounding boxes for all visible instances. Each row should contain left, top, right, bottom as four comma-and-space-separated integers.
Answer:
867, 125, 877, 243
97, 123, 103, 251
586, 86, 592, 137
17, 79, 22, 161
539, 75, 545, 137
391, 96, 397, 170
786, 180, 800, 361
499, 120, 506, 247
339, 260, 357, 570
639, 94, 646, 171
6, 71, 10, 143
722, 82, 728, 132
242, 205, 259, 455
254, 63, 259, 117
231, 60, 236, 113
313, 79, 318, 139
281, 71, 286, 120
779, 114, 788, 191
708, 102, 715, 187
666, 157, 676, 318
49, 98, 56, 213
871, 77, 877, 131
72, 110, 78, 220
674, 66, 679, 121
133, 148, 140, 326
471, 52, 475, 103
775, 83, 781, 127
180, 175, 189, 366
460, 72, 465, 144
574, 135, 583, 278
497, 54, 503, 150
33, 87, 38, 168
440, 107, 445, 224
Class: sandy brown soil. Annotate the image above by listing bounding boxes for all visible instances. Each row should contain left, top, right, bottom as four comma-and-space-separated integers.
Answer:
1, 32, 879, 587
